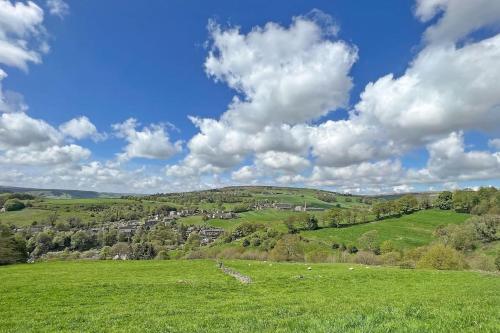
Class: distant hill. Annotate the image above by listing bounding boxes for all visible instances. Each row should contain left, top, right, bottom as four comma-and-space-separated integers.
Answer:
0, 185, 122, 199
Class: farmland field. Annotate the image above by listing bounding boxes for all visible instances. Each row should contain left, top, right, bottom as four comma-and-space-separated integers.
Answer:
0, 260, 498, 332
302, 209, 469, 249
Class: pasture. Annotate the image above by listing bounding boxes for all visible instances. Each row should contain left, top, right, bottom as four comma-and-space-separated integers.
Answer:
0, 260, 498, 332
301, 209, 470, 249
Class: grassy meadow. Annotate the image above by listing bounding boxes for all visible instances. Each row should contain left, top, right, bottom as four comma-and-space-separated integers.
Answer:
0, 259, 498, 332
302, 209, 469, 249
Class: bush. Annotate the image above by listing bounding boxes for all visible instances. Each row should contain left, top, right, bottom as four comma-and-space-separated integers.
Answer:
4, 199, 25, 211
155, 250, 170, 260
357, 230, 379, 252
239, 250, 267, 261
416, 244, 467, 270
354, 251, 381, 265
435, 191, 453, 210
99, 246, 112, 259
346, 244, 358, 254
467, 254, 497, 272
380, 240, 396, 254
216, 247, 244, 260
269, 235, 304, 262
380, 251, 402, 266
0, 225, 27, 265
305, 250, 332, 263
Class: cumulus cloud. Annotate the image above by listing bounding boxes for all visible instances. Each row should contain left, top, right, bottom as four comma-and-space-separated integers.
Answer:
171, 11, 357, 176
113, 118, 182, 161
0, 111, 61, 150
205, 15, 357, 131
46, 0, 69, 18
255, 151, 310, 173
409, 132, 500, 182
59, 116, 106, 141
0, 0, 46, 70
415, 0, 500, 44
489, 138, 500, 150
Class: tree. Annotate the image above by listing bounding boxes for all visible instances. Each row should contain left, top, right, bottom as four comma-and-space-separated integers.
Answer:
28, 232, 53, 256
0, 225, 27, 265
306, 215, 319, 230
70, 231, 94, 251
269, 235, 304, 261
185, 232, 201, 249
436, 191, 453, 210
357, 230, 379, 252
453, 190, 479, 213
468, 215, 499, 243
416, 244, 467, 270
396, 195, 418, 214
131, 242, 156, 259
4, 199, 25, 212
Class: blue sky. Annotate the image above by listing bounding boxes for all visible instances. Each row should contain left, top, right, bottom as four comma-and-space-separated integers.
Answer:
0, 0, 499, 193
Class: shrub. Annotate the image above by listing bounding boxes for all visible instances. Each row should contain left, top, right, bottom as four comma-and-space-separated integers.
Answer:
416, 244, 467, 270
435, 191, 453, 210
4, 199, 25, 212
346, 244, 358, 254
0, 225, 27, 265
305, 250, 332, 263
155, 250, 170, 260
131, 242, 156, 259
380, 251, 402, 266
239, 250, 267, 261
467, 254, 496, 272
357, 230, 379, 252
99, 246, 112, 259
354, 251, 381, 265
269, 235, 304, 262
380, 240, 396, 254
216, 247, 244, 260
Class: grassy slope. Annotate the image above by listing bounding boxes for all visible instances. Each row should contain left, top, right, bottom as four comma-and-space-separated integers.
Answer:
0, 198, 167, 227
0, 260, 498, 332
301, 209, 470, 249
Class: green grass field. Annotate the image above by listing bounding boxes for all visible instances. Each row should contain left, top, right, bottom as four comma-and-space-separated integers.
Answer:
301, 209, 470, 249
0, 260, 498, 332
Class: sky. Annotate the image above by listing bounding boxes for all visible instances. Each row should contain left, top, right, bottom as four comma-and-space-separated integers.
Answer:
0, 0, 499, 194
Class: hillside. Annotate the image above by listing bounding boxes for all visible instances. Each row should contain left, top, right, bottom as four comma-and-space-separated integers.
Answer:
0, 260, 498, 332
0, 185, 121, 199
302, 210, 470, 249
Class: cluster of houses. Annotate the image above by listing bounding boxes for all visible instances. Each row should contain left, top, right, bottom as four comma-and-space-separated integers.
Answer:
274, 202, 325, 212
204, 211, 238, 220
185, 226, 225, 245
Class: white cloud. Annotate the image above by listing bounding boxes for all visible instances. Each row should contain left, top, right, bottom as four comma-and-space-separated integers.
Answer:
488, 138, 500, 150
415, 0, 500, 44
255, 151, 310, 173
0, 0, 46, 70
46, 0, 69, 18
59, 116, 105, 142
205, 14, 357, 132
0, 144, 90, 165
171, 11, 357, 176
231, 165, 257, 182
113, 118, 182, 161
410, 132, 500, 182
0, 111, 61, 150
